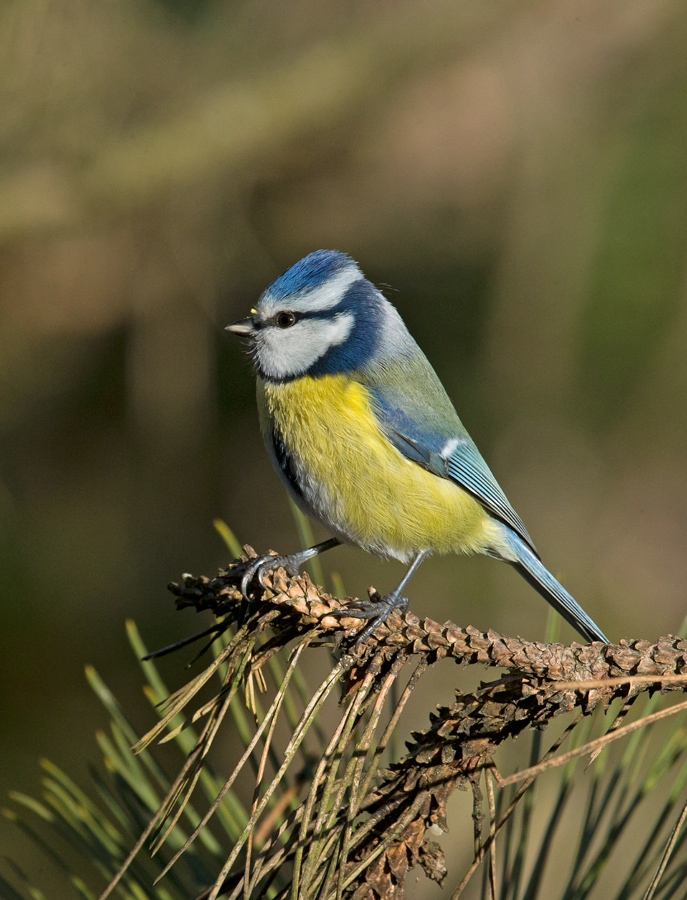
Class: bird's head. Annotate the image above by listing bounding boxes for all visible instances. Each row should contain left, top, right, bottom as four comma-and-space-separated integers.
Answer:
226, 250, 412, 381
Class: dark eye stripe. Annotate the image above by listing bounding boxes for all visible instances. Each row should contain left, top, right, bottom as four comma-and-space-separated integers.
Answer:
267, 301, 354, 327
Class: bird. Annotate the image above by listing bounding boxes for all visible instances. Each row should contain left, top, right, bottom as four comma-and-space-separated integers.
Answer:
226, 249, 608, 645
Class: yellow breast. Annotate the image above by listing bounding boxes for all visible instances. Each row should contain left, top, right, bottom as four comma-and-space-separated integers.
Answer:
258, 374, 501, 561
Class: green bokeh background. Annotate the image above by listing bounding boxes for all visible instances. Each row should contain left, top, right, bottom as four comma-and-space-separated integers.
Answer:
2, 0, 687, 893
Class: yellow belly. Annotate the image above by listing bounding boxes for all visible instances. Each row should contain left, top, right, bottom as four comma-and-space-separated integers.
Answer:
258, 374, 502, 561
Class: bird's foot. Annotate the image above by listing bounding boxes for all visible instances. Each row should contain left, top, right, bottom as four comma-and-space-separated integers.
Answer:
238, 552, 302, 598
237, 538, 341, 598
332, 589, 409, 647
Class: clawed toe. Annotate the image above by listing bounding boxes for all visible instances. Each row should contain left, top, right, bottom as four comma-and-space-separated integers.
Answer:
256, 566, 270, 590
333, 591, 409, 647
240, 558, 262, 598
236, 538, 341, 600
329, 598, 379, 620
239, 554, 300, 598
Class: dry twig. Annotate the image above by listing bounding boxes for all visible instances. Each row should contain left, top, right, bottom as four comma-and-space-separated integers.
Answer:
101, 547, 687, 900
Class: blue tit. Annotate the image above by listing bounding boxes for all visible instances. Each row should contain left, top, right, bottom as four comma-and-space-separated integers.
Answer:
226, 250, 608, 645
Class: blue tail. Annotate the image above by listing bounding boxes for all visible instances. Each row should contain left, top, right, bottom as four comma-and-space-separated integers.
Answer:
504, 530, 608, 643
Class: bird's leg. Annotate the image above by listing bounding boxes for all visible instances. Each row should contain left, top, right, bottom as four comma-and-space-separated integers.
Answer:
337, 549, 429, 647
239, 537, 341, 598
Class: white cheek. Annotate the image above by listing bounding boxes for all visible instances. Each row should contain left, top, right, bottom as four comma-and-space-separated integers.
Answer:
319, 313, 354, 348
257, 314, 354, 379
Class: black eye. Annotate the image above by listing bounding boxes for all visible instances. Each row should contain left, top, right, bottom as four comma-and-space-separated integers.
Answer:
276, 311, 297, 328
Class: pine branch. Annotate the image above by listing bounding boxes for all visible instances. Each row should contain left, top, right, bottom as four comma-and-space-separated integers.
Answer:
142, 546, 687, 900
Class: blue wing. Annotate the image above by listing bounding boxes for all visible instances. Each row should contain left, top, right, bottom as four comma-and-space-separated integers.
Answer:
368, 386, 537, 555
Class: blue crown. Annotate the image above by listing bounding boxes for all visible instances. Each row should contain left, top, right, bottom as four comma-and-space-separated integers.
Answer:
266, 250, 354, 300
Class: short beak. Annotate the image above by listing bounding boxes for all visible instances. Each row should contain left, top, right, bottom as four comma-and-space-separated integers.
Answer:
225, 316, 256, 336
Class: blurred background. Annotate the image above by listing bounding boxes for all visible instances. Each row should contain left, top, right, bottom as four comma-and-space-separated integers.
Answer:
2, 0, 687, 893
